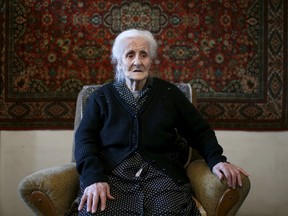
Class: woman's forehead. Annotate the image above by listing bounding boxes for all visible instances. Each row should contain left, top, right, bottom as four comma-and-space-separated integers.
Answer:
123, 37, 150, 51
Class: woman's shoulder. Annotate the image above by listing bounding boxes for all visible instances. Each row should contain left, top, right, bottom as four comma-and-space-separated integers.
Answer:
92, 81, 114, 93
84, 82, 114, 101
153, 77, 183, 92
153, 77, 176, 88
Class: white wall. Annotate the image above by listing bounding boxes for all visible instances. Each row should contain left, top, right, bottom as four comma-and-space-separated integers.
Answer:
0, 130, 288, 216
0, 130, 73, 216
216, 131, 288, 216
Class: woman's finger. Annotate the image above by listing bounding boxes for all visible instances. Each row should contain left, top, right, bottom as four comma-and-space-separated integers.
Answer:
91, 191, 99, 213
86, 193, 93, 212
78, 194, 87, 211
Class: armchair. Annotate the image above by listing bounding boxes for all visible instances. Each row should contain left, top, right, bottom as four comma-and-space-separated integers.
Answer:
19, 83, 250, 216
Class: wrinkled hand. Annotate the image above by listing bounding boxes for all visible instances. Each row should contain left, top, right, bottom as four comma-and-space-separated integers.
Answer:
212, 162, 249, 189
78, 182, 115, 213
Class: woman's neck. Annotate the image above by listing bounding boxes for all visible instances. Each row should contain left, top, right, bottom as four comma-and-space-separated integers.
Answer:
125, 78, 147, 91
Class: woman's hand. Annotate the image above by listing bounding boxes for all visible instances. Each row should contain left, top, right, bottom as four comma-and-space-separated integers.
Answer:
78, 182, 115, 213
212, 162, 249, 189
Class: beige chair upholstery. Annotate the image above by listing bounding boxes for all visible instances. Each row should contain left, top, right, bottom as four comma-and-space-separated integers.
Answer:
19, 83, 250, 216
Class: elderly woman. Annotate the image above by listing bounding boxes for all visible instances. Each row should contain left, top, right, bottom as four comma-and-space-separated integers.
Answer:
75, 29, 248, 215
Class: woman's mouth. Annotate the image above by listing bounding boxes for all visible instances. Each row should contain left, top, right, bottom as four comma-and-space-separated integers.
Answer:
133, 69, 143, 72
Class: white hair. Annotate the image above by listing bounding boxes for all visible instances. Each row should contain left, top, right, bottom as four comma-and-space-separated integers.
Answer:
111, 29, 158, 82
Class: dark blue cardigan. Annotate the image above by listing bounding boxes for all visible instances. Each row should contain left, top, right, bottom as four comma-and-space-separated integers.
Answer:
75, 78, 227, 187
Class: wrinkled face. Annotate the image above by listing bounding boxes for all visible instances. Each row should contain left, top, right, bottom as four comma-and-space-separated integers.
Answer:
119, 37, 152, 82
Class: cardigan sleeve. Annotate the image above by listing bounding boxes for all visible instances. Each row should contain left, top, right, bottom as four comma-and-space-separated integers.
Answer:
172, 86, 227, 170
75, 92, 109, 187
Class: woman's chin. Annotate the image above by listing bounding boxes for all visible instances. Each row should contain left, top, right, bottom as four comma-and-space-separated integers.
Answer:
127, 74, 149, 81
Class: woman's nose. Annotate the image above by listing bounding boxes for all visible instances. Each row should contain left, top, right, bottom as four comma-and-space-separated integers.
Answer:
133, 56, 142, 66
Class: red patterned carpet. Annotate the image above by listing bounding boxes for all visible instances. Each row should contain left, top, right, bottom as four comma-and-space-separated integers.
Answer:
0, 0, 287, 130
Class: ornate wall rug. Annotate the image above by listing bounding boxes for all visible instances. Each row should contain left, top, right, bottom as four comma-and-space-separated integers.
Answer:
0, 0, 287, 130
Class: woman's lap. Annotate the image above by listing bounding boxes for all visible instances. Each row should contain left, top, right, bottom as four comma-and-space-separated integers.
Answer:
78, 153, 200, 216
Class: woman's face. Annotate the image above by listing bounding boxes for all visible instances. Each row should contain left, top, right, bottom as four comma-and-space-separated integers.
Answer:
120, 37, 152, 83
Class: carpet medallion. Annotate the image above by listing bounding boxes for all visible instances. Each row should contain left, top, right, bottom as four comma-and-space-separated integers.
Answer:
0, 0, 287, 130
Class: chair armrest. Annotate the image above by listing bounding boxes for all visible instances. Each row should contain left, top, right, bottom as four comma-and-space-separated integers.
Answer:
186, 160, 250, 216
18, 163, 79, 216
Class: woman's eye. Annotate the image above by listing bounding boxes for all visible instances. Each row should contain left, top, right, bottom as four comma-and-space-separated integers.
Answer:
127, 54, 134, 58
